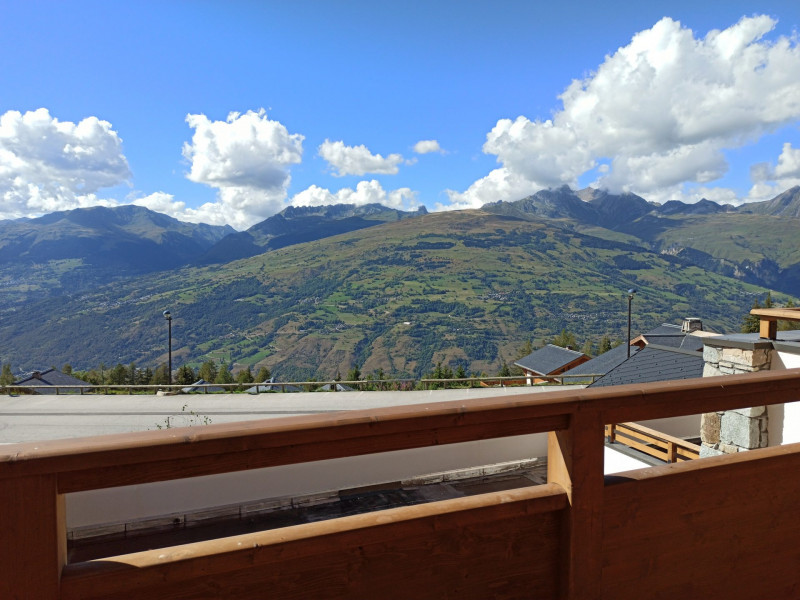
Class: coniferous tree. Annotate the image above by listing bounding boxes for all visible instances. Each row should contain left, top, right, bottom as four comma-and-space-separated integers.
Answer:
0, 364, 14, 386
598, 335, 612, 354
255, 366, 271, 382
552, 329, 577, 349
215, 364, 234, 384
741, 298, 762, 333
176, 365, 196, 385
347, 364, 362, 381
198, 360, 218, 382
109, 363, 127, 385
236, 365, 254, 384
151, 363, 170, 385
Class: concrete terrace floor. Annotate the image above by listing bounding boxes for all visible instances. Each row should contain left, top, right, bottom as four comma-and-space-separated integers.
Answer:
0, 385, 583, 444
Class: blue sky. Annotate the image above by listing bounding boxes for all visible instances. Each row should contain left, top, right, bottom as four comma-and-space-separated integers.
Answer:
2, 1, 800, 229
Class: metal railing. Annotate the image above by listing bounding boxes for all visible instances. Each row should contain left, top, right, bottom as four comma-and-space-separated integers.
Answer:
4, 374, 601, 395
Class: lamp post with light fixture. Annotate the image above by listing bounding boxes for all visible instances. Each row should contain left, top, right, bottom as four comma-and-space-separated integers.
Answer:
163, 310, 172, 385
627, 289, 636, 358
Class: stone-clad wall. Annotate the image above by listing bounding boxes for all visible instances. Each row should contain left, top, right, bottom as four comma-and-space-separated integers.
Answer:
700, 344, 771, 457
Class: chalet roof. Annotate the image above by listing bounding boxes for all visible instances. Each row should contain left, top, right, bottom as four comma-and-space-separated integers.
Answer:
13, 368, 92, 394
317, 383, 355, 391
181, 379, 227, 393
588, 344, 704, 388
514, 344, 587, 376
561, 343, 640, 379
246, 378, 302, 393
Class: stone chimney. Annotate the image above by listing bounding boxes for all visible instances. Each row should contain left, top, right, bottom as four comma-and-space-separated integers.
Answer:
32, 371, 42, 380
681, 318, 703, 333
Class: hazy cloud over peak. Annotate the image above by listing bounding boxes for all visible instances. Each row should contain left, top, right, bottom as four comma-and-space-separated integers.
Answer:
290, 180, 418, 210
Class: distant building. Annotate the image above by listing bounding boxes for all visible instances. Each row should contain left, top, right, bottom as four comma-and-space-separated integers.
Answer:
180, 379, 228, 394
589, 319, 719, 388
246, 378, 302, 393
13, 368, 92, 394
561, 342, 641, 384
514, 344, 590, 384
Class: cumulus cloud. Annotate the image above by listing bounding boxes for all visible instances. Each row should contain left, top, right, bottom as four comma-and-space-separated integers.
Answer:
290, 180, 419, 210
413, 139, 444, 154
446, 15, 800, 208
0, 108, 130, 219
747, 142, 800, 201
318, 140, 404, 176
182, 109, 304, 228
443, 168, 542, 210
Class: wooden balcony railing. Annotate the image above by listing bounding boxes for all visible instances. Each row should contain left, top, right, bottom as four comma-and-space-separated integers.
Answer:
3, 369, 800, 599
605, 421, 700, 462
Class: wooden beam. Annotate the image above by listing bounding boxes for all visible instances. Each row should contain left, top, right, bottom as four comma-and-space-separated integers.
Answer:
0, 475, 65, 599
61, 485, 568, 600
548, 411, 605, 599
602, 442, 800, 598
760, 317, 778, 340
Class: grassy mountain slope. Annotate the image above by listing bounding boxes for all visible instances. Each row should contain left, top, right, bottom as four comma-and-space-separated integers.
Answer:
489, 186, 800, 296
1, 210, 780, 379
0, 205, 234, 308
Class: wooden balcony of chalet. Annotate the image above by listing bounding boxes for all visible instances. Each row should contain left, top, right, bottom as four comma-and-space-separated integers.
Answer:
3, 369, 800, 599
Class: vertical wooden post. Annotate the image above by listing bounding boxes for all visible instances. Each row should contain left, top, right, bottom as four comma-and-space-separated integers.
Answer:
548, 410, 605, 600
0, 475, 66, 599
759, 318, 778, 340
667, 442, 677, 463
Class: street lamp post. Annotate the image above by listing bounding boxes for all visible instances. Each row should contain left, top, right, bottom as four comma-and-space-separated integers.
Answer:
627, 289, 636, 358
163, 310, 172, 385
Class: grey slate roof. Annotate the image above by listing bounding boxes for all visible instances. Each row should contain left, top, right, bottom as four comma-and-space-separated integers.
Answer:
181, 379, 227, 393
317, 383, 355, 391
561, 343, 641, 380
514, 344, 587, 376
639, 323, 706, 351
13, 368, 92, 394
588, 344, 704, 388
247, 378, 302, 393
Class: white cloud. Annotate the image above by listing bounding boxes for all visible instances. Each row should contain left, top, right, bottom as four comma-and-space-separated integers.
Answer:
0, 108, 130, 219
318, 140, 404, 176
443, 168, 542, 210
747, 142, 800, 201
290, 180, 419, 211
182, 109, 304, 228
446, 15, 800, 208
413, 139, 443, 154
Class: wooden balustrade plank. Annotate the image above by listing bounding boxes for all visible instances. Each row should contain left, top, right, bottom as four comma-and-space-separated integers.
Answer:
596, 369, 800, 423
548, 410, 605, 600
56, 413, 569, 493
613, 427, 670, 450
0, 475, 65, 599
1, 397, 574, 487
601, 443, 800, 598
610, 435, 668, 461
617, 422, 692, 449
62, 485, 567, 600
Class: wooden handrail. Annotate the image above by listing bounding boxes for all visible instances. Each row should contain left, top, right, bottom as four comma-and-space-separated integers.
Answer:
606, 422, 700, 462
751, 307, 800, 339
3, 368, 800, 599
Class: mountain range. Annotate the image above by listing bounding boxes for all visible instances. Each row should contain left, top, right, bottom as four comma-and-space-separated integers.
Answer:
1, 187, 798, 377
